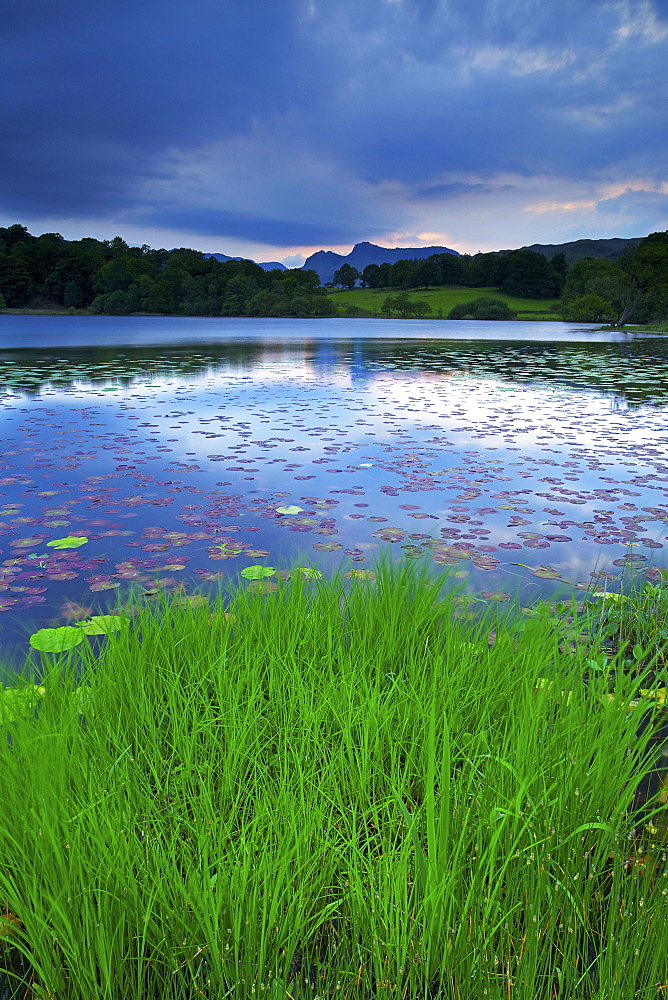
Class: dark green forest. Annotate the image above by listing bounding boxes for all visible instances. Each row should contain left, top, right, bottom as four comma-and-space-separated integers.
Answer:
349, 247, 567, 296
0, 223, 666, 324
0, 225, 337, 318
557, 230, 668, 324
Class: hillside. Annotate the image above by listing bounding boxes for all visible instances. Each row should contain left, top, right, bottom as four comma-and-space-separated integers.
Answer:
329, 284, 560, 318
201, 252, 286, 271
501, 236, 643, 265
195, 236, 642, 278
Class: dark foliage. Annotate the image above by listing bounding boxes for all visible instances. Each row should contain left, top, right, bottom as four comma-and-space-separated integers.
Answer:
359, 246, 564, 295
447, 296, 518, 320
0, 226, 336, 318
559, 231, 668, 325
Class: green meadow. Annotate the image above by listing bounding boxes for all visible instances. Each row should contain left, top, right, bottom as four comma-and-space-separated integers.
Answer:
1, 558, 668, 999
329, 284, 562, 318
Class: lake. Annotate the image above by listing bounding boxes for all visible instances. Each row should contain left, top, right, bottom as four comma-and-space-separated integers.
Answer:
1, 315, 668, 670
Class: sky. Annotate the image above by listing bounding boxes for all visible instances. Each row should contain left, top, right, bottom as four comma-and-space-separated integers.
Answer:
2, 0, 668, 266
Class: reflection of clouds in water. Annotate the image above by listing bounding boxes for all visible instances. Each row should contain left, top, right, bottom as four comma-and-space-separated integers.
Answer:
2, 326, 668, 664
366, 372, 667, 456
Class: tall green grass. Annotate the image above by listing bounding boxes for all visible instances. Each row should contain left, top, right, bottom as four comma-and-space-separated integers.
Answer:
0, 560, 667, 999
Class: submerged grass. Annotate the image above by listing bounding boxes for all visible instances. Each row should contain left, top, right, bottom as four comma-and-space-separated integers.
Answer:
1, 559, 667, 999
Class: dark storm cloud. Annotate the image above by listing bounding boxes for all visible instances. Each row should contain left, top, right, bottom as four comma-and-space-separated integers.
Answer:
141, 208, 363, 247
1, 0, 306, 216
307, 0, 668, 182
2, 0, 667, 251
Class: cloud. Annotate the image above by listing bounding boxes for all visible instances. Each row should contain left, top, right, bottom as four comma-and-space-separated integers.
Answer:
1, 0, 667, 255
138, 207, 363, 248
282, 253, 307, 267
613, 0, 668, 43
596, 187, 668, 234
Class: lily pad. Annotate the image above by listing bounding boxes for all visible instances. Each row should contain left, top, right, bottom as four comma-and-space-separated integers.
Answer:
29, 626, 85, 652
46, 536, 89, 550
241, 565, 276, 580
293, 567, 323, 579
172, 594, 210, 608
530, 566, 565, 580
76, 615, 128, 635
248, 580, 278, 594
344, 569, 376, 581
0, 684, 46, 722
276, 505, 302, 515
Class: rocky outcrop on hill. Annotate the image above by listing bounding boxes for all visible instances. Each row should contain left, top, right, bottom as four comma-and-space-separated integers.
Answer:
302, 241, 459, 283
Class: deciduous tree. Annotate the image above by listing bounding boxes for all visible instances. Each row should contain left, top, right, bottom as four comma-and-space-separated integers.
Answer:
333, 263, 360, 288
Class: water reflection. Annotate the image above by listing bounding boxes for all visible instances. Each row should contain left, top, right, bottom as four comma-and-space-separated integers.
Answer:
0, 317, 667, 671
2, 333, 668, 408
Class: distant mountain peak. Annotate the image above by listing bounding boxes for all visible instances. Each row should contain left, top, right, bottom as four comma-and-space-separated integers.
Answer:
201, 252, 286, 271
303, 241, 459, 283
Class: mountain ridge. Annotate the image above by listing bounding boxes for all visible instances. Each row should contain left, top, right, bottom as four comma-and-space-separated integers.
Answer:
302, 241, 460, 283
201, 252, 286, 271
503, 236, 643, 265
193, 236, 644, 282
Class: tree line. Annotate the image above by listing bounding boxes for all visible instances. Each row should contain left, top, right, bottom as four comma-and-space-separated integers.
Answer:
558, 231, 668, 325
1, 223, 665, 325
0, 225, 336, 318
333, 247, 568, 297
333, 232, 668, 325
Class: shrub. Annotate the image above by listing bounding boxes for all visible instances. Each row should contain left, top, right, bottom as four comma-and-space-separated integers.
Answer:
560, 293, 615, 323
448, 296, 517, 320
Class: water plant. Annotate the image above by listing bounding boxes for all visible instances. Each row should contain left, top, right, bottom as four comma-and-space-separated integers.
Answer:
0, 560, 667, 999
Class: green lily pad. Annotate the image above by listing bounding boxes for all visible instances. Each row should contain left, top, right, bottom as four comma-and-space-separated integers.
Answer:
29, 627, 85, 652
293, 567, 324, 580
0, 684, 46, 722
344, 569, 377, 581
248, 580, 278, 594
531, 566, 565, 580
172, 595, 210, 609
276, 505, 302, 515
241, 565, 277, 580
46, 536, 89, 550
76, 615, 128, 635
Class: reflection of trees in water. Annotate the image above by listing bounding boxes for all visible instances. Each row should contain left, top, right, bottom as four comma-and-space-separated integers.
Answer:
1, 337, 668, 408
358, 338, 668, 409
0, 343, 270, 395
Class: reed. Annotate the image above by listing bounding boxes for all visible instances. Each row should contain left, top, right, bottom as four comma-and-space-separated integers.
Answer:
0, 558, 666, 999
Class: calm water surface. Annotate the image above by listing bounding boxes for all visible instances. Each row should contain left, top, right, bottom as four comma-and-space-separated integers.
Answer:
1, 315, 668, 670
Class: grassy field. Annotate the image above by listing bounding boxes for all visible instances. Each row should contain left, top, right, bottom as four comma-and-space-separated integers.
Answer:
1, 558, 667, 999
329, 284, 562, 319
